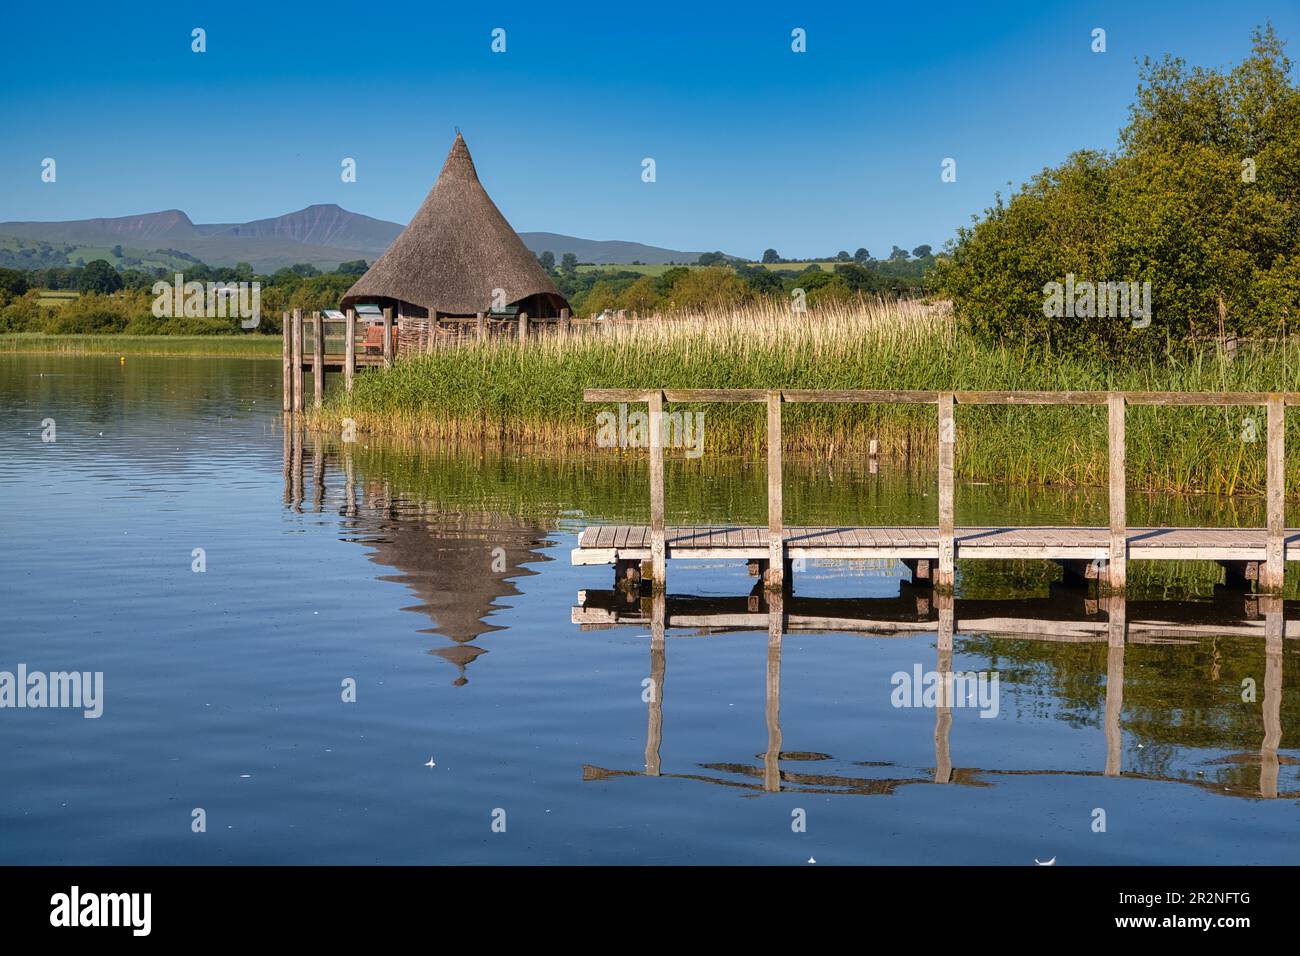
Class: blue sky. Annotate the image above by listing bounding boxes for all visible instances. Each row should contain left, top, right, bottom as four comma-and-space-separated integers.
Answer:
1, 0, 1294, 258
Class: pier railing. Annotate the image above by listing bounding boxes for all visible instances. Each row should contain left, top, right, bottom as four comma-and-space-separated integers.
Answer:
583, 388, 1295, 592
283, 306, 574, 412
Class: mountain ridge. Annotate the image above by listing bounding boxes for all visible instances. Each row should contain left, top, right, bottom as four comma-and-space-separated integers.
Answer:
0, 205, 719, 270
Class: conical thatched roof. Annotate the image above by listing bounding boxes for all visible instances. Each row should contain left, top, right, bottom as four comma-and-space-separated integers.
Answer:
340, 133, 568, 317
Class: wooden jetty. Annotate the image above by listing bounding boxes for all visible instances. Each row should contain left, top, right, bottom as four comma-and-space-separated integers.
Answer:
280, 305, 570, 412
580, 589, 1291, 798
572, 388, 1297, 594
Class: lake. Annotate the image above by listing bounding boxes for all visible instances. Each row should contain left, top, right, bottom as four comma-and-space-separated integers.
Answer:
0, 353, 1296, 865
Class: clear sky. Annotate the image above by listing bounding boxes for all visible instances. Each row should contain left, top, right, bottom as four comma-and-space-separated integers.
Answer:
1, 0, 1294, 259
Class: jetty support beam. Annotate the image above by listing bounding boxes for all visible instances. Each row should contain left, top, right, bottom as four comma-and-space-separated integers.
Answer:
936, 393, 955, 591
1107, 393, 1127, 592
1264, 395, 1285, 592
766, 391, 785, 589
648, 390, 666, 588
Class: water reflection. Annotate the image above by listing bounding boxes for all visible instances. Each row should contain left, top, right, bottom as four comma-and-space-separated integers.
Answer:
282, 423, 552, 684
578, 588, 1294, 800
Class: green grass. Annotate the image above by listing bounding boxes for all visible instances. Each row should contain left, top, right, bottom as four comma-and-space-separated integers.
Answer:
575, 263, 693, 276
310, 299, 1300, 498
35, 290, 80, 307
0, 333, 282, 357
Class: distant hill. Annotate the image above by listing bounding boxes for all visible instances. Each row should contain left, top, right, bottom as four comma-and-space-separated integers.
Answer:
0, 205, 722, 271
516, 232, 710, 265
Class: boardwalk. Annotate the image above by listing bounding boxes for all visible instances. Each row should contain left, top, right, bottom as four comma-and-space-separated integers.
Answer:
572, 388, 1295, 593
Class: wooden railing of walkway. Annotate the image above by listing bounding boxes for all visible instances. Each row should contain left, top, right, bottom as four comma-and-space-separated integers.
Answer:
581, 388, 1295, 593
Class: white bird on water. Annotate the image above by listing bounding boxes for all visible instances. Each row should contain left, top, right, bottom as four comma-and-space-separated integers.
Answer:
1034, 857, 1056, 866
424, 757, 437, 768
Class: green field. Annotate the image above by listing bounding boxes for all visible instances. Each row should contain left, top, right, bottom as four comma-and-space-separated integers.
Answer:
35, 289, 79, 307
573, 262, 842, 275
0, 333, 281, 357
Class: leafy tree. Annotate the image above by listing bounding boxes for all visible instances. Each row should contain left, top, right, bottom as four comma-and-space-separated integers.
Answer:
889, 245, 910, 261
77, 259, 123, 294
111, 244, 123, 259
761, 248, 781, 263
560, 252, 578, 277
911, 245, 933, 259
853, 247, 871, 263
538, 251, 556, 271
696, 251, 728, 266
620, 275, 659, 314
666, 267, 753, 310
0, 268, 29, 298
835, 250, 851, 262
941, 24, 1300, 358
336, 259, 368, 275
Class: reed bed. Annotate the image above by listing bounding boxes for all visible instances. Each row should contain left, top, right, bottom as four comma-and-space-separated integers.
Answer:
314, 298, 1300, 497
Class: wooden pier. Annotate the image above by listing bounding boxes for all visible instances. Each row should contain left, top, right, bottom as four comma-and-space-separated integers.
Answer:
572, 388, 1297, 594
280, 305, 570, 412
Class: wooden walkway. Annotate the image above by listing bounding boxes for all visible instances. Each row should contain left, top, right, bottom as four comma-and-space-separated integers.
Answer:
574, 387, 1297, 593
574, 525, 1300, 562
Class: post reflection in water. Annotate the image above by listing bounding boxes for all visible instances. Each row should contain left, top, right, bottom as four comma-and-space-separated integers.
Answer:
280, 418, 553, 685
579, 583, 1293, 800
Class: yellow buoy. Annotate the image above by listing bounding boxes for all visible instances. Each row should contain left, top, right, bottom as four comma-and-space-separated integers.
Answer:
119, 356, 125, 364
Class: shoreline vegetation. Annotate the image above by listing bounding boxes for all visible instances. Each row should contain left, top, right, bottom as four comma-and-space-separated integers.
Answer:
311, 298, 1300, 498
0, 333, 282, 357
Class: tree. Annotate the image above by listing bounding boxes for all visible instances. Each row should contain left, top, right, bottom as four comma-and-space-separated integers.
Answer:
560, 252, 578, 277
538, 251, 556, 271
940, 24, 1300, 357
761, 248, 781, 263
696, 251, 727, 266
889, 245, 910, 261
853, 247, 871, 263
0, 268, 29, 298
111, 245, 124, 259
336, 259, 368, 275
77, 259, 123, 294
620, 275, 659, 314
667, 267, 753, 310
911, 245, 933, 259
835, 250, 851, 262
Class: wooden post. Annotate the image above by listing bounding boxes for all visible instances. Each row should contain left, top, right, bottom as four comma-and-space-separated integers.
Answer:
936, 393, 955, 590
1104, 596, 1125, 776
934, 592, 953, 784
646, 590, 665, 777
518, 311, 528, 344
764, 589, 783, 793
344, 309, 356, 393
311, 311, 323, 409
1264, 395, 1285, 592
1107, 393, 1126, 591
426, 315, 435, 354
382, 308, 393, 367
560, 307, 571, 332
766, 391, 785, 589
281, 311, 292, 412
476, 311, 486, 341
291, 309, 304, 413
648, 390, 666, 587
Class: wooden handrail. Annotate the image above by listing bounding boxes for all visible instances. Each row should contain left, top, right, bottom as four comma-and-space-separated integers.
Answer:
585, 388, 1288, 594
584, 388, 1300, 406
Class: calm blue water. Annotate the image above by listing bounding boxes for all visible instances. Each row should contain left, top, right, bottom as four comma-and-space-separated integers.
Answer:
0, 353, 1296, 865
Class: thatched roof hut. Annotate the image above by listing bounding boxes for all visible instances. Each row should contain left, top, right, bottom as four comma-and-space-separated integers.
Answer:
340, 133, 568, 320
